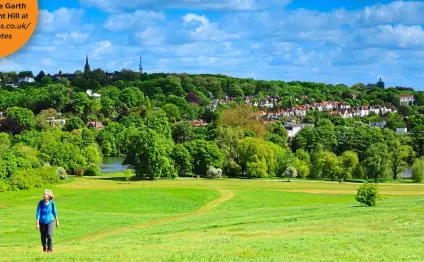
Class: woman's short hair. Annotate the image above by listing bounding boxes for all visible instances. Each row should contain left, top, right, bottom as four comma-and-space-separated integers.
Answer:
44, 189, 54, 200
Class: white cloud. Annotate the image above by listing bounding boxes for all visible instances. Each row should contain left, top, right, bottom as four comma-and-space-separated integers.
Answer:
41, 58, 54, 66
136, 27, 166, 46
104, 10, 165, 31
56, 31, 90, 44
93, 41, 112, 58
38, 8, 85, 33
183, 13, 239, 41
0, 58, 23, 71
358, 24, 424, 48
81, 0, 291, 12
356, 1, 424, 26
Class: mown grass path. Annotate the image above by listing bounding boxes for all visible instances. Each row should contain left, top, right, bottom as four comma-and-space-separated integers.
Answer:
75, 189, 233, 242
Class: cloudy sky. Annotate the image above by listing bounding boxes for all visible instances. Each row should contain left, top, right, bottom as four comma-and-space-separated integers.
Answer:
1, 0, 424, 89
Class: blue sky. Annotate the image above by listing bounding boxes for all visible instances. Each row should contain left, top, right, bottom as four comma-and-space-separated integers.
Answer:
1, 0, 424, 89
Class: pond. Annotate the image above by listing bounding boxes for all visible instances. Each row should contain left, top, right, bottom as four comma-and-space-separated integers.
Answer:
100, 156, 129, 174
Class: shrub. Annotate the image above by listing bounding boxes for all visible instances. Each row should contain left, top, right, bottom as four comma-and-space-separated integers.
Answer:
39, 167, 60, 184
124, 169, 134, 181
206, 166, 223, 179
411, 158, 424, 182
356, 182, 379, 206
84, 164, 100, 176
284, 166, 298, 182
10, 169, 43, 190
0, 180, 10, 192
56, 167, 68, 180
75, 167, 84, 177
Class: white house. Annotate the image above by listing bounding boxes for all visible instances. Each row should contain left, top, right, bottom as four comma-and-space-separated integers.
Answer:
284, 122, 313, 138
18, 77, 35, 84
86, 89, 101, 99
47, 117, 66, 127
396, 128, 408, 134
400, 94, 415, 106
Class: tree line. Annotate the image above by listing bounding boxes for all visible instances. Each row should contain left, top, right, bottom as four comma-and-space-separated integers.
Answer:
1, 70, 424, 191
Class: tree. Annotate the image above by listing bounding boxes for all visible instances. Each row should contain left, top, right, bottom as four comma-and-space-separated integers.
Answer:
5, 107, 36, 133
363, 143, 391, 182
246, 155, 268, 178
322, 152, 342, 181
124, 129, 175, 179
171, 144, 193, 177
162, 104, 181, 122
144, 109, 172, 139
218, 104, 265, 137
57, 78, 71, 87
389, 139, 414, 180
0, 132, 11, 156
340, 151, 359, 180
41, 76, 52, 85
35, 108, 59, 130
64, 116, 84, 131
18, 71, 34, 78
35, 71, 45, 82
284, 166, 298, 182
411, 158, 424, 182
185, 140, 224, 176
119, 87, 144, 108
237, 137, 284, 178
172, 122, 193, 144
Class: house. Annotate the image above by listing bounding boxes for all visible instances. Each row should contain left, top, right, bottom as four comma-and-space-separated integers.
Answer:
86, 89, 101, 99
369, 121, 386, 128
47, 117, 66, 127
396, 127, 408, 134
187, 119, 208, 127
87, 121, 104, 130
5, 83, 18, 88
284, 122, 313, 138
400, 94, 415, 106
401, 168, 412, 179
18, 76, 35, 84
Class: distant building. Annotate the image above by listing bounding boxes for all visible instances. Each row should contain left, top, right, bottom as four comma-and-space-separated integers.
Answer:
18, 76, 35, 84
47, 117, 66, 127
369, 121, 386, 128
396, 127, 408, 134
376, 78, 385, 89
84, 54, 91, 74
400, 94, 415, 106
401, 168, 412, 179
5, 83, 18, 88
87, 121, 104, 130
284, 122, 313, 138
187, 119, 208, 127
86, 89, 101, 99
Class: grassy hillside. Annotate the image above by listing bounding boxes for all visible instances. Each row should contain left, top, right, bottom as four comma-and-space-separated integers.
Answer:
0, 177, 423, 261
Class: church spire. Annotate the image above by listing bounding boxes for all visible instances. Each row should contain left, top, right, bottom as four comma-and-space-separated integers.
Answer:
139, 57, 143, 74
84, 54, 91, 73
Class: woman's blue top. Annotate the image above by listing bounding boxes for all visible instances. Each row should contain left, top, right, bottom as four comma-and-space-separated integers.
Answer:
36, 200, 57, 224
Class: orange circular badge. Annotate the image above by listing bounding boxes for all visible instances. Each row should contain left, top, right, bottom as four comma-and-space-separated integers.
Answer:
0, 0, 38, 58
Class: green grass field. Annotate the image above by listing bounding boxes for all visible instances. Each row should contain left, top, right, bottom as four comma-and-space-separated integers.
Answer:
1, 177, 424, 261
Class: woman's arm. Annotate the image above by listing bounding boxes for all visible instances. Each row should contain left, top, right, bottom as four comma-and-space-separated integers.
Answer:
35, 202, 40, 229
52, 201, 59, 227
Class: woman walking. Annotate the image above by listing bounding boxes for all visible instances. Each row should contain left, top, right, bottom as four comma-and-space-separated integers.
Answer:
36, 189, 59, 253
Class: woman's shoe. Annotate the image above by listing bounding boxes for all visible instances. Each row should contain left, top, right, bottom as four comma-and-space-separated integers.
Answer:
43, 247, 47, 252
47, 249, 53, 253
